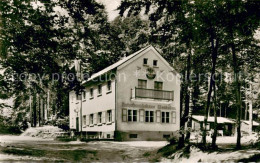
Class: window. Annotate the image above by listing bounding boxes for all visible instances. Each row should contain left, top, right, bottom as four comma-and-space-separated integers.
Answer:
162, 112, 170, 123
129, 134, 138, 138
107, 134, 111, 138
83, 115, 86, 126
145, 111, 154, 122
90, 88, 94, 98
107, 110, 112, 122
127, 110, 137, 122
90, 114, 94, 125
154, 81, 163, 90
98, 84, 102, 95
163, 134, 170, 139
143, 58, 148, 65
107, 81, 111, 92
153, 60, 158, 66
98, 112, 102, 124
82, 91, 86, 100
138, 79, 147, 89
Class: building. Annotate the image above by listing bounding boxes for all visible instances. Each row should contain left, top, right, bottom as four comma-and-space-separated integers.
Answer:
191, 115, 236, 136
241, 120, 260, 133
69, 45, 180, 141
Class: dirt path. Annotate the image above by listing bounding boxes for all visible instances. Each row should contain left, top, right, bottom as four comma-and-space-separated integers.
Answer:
0, 135, 165, 162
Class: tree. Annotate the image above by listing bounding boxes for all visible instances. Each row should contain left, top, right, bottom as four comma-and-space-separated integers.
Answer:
221, 0, 260, 149
0, 0, 114, 126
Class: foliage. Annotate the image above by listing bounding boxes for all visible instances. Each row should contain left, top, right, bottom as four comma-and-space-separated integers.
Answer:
56, 117, 70, 131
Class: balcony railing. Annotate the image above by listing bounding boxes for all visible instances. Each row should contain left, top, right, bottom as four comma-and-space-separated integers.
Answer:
132, 87, 174, 101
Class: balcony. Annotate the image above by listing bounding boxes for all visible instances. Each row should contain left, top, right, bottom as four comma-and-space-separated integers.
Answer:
131, 87, 174, 101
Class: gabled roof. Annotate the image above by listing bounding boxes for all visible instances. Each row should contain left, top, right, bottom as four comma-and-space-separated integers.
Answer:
82, 45, 176, 84
192, 115, 235, 124
242, 120, 260, 126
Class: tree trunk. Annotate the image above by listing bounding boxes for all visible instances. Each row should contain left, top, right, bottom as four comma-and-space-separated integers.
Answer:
178, 82, 187, 148
231, 43, 242, 149
38, 95, 41, 127
185, 48, 192, 142
211, 83, 218, 149
178, 47, 192, 148
41, 98, 44, 125
29, 95, 33, 127
33, 92, 37, 127
245, 101, 248, 120
202, 36, 218, 147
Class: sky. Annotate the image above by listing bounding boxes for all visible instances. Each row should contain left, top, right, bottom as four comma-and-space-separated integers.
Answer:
96, 0, 121, 21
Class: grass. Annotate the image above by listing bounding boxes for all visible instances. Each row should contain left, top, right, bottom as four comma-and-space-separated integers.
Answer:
3, 148, 46, 157
55, 136, 77, 142
58, 149, 97, 161
157, 144, 178, 157
2, 146, 98, 161
143, 152, 151, 157
238, 153, 260, 162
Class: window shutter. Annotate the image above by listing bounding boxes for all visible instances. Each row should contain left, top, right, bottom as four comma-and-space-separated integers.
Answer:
122, 108, 127, 122
139, 109, 144, 122
112, 109, 115, 122
172, 111, 176, 124
156, 110, 161, 123
94, 113, 97, 124
102, 111, 106, 123
86, 115, 89, 126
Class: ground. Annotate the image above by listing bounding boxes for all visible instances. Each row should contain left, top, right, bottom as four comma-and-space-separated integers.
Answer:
0, 135, 166, 162
1, 134, 260, 162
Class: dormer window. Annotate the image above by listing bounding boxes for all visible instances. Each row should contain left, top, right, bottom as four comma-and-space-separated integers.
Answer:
143, 58, 148, 65
153, 60, 158, 67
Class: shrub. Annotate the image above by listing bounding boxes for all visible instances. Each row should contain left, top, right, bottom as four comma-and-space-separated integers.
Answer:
56, 117, 69, 131
167, 136, 177, 145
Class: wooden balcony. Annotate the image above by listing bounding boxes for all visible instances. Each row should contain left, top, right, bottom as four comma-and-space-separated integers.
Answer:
132, 87, 174, 101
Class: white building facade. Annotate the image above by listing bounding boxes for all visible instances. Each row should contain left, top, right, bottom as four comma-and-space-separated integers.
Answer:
69, 46, 181, 140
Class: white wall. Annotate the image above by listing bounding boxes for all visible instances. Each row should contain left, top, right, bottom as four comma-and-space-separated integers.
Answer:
69, 91, 78, 129
81, 80, 116, 132
69, 80, 116, 132
115, 48, 181, 132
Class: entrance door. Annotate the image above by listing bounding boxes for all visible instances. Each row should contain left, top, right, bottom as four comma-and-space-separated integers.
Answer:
76, 117, 79, 132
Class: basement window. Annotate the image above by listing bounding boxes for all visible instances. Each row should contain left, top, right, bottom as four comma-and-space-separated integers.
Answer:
163, 134, 170, 139
129, 134, 138, 138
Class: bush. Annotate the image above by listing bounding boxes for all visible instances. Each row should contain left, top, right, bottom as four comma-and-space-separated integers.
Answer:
56, 117, 69, 131
0, 125, 21, 135
167, 136, 177, 145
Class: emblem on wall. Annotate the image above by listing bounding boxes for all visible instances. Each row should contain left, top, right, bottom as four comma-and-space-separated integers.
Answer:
146, 67, 156, 79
